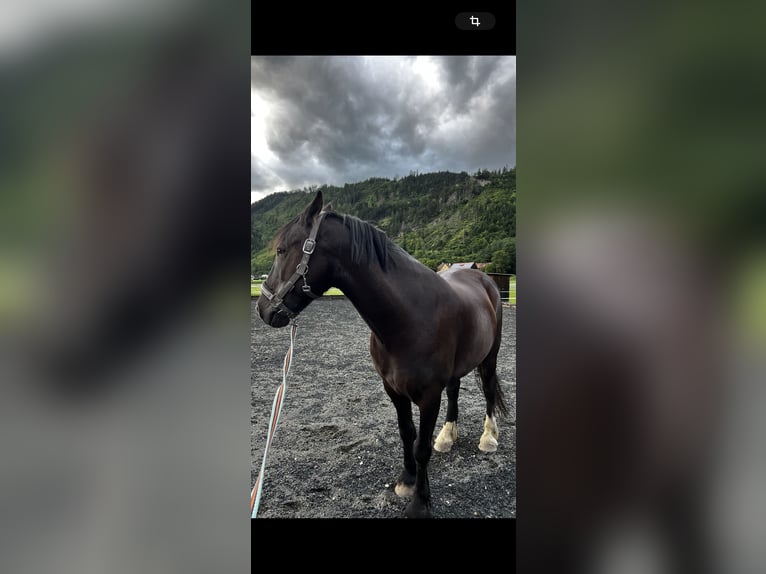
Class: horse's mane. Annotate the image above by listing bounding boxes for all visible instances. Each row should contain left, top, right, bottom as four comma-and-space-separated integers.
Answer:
335, 212, 393, 270
271, 206, 405, 270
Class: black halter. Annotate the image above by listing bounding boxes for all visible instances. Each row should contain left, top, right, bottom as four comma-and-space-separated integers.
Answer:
260, 212, 328, 319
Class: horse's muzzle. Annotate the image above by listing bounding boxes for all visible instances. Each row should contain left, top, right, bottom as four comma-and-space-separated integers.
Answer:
256, 297, 291, 328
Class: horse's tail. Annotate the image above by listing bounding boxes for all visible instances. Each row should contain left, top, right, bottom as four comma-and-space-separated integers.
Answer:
476, 289, 509, 418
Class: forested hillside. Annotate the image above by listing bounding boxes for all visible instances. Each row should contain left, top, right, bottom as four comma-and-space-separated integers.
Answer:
251, 168, 515, 275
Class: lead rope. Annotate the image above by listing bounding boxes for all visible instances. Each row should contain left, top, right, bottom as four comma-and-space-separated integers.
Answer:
250, 320, 298, 518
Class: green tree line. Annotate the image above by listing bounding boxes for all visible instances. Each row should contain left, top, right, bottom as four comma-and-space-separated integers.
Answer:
251, 168, 516, 276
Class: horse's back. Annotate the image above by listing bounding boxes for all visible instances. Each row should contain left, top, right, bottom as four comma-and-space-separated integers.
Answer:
438, 268, 501, 311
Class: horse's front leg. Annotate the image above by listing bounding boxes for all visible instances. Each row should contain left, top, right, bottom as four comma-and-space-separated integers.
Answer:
384, 384, 417, 497
404, 394, 441, 518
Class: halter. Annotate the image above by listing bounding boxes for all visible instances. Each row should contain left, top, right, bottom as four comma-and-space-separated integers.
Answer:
260, 211, 328, 318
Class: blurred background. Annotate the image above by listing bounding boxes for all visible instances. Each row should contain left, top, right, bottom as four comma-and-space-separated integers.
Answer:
0, 1, 250, 573
518, 1, 766, 573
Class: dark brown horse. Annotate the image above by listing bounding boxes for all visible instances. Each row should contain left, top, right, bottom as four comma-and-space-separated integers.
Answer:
255, 190, 508, 518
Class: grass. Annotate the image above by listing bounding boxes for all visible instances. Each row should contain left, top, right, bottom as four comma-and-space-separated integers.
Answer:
733, 253, 766, 345
251, 280, 344, 297
507, 276, 516, 305
252, 275, 516, 303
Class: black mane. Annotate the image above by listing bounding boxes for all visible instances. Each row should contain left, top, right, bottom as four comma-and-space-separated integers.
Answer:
273, 208, 404, 270
339, 213, 393, 269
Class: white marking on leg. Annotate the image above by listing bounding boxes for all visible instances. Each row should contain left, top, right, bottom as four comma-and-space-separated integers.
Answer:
395, 481, 416, 497
434, 421, 458, 453
478, 415, 499, 452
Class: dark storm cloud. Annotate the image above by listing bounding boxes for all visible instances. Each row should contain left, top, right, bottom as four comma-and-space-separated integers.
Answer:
251, 56, 515, 199
440, 55, 507, 110
250, 159, 270, 189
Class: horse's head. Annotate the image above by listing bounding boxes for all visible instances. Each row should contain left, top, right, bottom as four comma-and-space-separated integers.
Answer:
256, 191, 333, 327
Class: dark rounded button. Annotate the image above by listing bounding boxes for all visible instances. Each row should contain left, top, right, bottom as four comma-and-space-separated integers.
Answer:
455, 12, 496, 31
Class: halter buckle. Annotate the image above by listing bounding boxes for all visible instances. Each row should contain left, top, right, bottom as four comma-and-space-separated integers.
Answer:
302, 239, 316, 254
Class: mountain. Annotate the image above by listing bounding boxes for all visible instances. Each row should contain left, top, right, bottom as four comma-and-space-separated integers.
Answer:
251, 168, 516, 275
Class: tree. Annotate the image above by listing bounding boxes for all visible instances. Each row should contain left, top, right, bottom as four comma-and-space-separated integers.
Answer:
487, 238, 515, 274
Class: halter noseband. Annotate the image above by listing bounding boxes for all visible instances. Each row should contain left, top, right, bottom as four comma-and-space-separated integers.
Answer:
260, 211, 328, 319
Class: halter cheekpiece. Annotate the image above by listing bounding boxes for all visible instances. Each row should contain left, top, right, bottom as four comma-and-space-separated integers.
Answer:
260, 211, 328, 318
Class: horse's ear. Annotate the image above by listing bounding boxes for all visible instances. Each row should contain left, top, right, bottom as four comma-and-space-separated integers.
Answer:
323, 201, 333, 212
301, 190, 323, 225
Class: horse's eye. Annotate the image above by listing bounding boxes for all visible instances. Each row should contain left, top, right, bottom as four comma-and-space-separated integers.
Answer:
276, 247, 285, 256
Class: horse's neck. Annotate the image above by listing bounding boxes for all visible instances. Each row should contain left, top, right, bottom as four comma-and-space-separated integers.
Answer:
333, 250, 431, 347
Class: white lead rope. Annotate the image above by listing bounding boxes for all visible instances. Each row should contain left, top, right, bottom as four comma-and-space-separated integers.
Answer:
250, 321, 298, 518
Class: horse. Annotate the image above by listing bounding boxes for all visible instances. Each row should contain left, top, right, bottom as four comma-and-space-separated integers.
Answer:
255, 190, 508, 518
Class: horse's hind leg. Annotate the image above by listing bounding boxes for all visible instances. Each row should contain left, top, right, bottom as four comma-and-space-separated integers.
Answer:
434, 377, 460, 453
477, 345, 508, 453
384, 383, 417, 497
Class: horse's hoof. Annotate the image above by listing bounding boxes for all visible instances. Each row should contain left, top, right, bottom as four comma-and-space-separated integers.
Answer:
434, 421, 458, 453
478, 433, 498, 452
403, 500, 432, 518
433, 435, 454, 453
394, 481, 416, 497
479, 415, 499, 451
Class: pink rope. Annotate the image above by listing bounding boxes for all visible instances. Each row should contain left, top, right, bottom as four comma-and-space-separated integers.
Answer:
251, 321, 298, 518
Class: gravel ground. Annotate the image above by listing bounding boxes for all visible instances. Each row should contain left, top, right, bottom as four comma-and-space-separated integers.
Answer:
251, 297, 516, 518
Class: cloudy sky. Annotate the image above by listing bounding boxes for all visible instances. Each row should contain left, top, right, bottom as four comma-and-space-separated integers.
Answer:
251, 56, 516, 203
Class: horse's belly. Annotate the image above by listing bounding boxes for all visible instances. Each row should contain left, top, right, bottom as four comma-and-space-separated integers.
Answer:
452, 338, 494, 378
453, 305, 497, 377
369, 296, 497, 393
